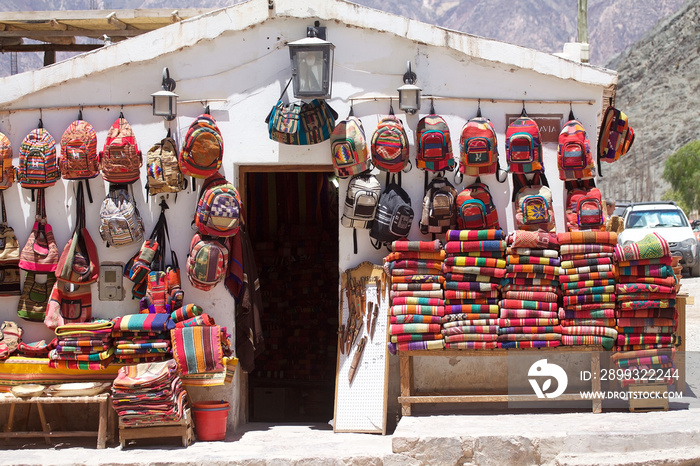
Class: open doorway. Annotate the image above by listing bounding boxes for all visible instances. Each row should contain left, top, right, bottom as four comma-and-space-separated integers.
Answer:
239, 166, 339, 423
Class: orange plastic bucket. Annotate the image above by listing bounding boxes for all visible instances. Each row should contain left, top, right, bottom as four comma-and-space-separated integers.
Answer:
192, 401, 229, 441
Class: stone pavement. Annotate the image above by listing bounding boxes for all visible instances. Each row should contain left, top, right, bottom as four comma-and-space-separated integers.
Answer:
1, 397, 699, 466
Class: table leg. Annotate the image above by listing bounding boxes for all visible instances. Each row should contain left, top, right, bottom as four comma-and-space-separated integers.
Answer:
591, 352, 602, 414
97, 399, 108, 449
35, 403, 52, 445
400, 354, 414, 416
6, 403, 16, 433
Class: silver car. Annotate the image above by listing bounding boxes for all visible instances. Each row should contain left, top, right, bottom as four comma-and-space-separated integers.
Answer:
618, 201, 700, 276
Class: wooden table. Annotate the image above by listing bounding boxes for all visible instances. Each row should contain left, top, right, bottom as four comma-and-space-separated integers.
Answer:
0, 393, 113, 449
399, 346, 604, 416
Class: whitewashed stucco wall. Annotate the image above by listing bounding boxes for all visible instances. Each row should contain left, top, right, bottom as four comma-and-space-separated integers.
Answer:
0, 0, 616, 430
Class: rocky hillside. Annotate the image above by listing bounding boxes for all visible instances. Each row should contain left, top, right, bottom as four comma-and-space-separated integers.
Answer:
596, 0, 700, 203
0, 0, 686, 76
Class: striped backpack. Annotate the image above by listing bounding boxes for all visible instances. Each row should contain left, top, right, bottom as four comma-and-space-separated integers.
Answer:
597, 105, 634, 176
194, 173, 241, 238
17, 272, 56, 322
98, 185, 145, 247
330, 116, 371, 178
416, 112, 454, 172
59, 119, 99, 181
459, 117, 499, 177
146, 134, 186, 196
0, 132, 15, 190
17, 127, 60, 189
557, 119, 594, 181
371, 114, 410, 173
456, 180, 500, 230
100, 115, 142, 184
186, 233, 229, 291
513, 172, 555, 232
565, 185, 604, 232
180, 113, 223, 179
506, 117, 543, 174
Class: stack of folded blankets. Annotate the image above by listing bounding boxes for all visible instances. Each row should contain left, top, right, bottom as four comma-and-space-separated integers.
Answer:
111, 359, 187, 426
112, 313, 175, 365
558, 231, 619, 349
386, 240, 446, 352
499, 231, 562, 349
440, 229, 507, 350
613, 233, 680, 386
48, 320, 115, 369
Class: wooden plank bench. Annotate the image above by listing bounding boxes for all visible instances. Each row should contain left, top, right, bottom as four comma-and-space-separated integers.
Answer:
399, 346, 604, 415
0, 392, 114, 449
118, 407, 194, 448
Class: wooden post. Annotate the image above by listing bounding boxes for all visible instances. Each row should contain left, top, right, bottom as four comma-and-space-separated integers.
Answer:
399, 353, 414, 416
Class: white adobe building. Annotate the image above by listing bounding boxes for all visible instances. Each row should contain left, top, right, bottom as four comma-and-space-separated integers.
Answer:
0, 0, 617, 431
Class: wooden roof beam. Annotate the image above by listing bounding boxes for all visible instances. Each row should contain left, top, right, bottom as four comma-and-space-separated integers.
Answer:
106, 12, 127, 31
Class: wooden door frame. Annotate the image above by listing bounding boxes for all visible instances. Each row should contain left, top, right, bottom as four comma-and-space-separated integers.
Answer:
235, 164, 335, 425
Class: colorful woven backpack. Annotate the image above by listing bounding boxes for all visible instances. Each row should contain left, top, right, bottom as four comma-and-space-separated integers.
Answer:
557, 119, 594, 181
565, 185, 604, 232
17, 127, 60, 189
0, 132, 15, 190
180, 113, 224, 179
597, 105, 634, 176
186, 233, 229, 291
100, 115, 142, 184
146, 133, 186, 196
512, 172, 555, 232
330, 116, 370, 178
455, 180, 500, 230
59, 118, 99, 181
506, 116, 543, 174
194, 173, 241, 238
459, 117, 499, 177
370, 112, 410, 173
416, 111, 454, 172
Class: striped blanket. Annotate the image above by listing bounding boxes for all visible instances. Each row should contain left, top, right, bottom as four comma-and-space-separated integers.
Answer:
500, 340, 560, 349
390, 323, 441, 334
392, 239, 443, 252
507, 256, 561, 266
387, 259, 443, 271
392, 297, 444, 306
559, 318, 616, 327
507, 248, 560, 258
497, 333, 562, 342
442, 316, 499, 324
170, 326, 225, 376
442, 325, 500, 335
560, 257, 612, 269
558, 231, 618, 245
618, 264, 674, 278
562, 285, 615, 296
558, 271, 616, 283
617, 275, 677, 286
444, 281, 498, 291
443, 265, 507, 277
445, 341, 499, 350
616, 317, 676, 327
443, 333, 499, 342
561, 335, 615, 349
390, 305, 445, 316
496, 318, 560, 327
617, 293, 676, 301
619, 300, 675, 310
502, 284, 560, 293
559, 243, 615, 255
499, 299, 558, 312
391, 333, 444, 343
616, 283, 676, 295
392, 282, 442, 291
507, 264, 560, 276
616, 334, 679, 346
560, 264, 614, 275
113, 314, 174, 333
617, 257, 672, 267
444, 256, 506, 268
385, 251, 446, 262
390, 340, 446, 352
444, 273, 503, 284
559, 309, 616, 319
560, 325, 618, 339
503, 291, 559, 303
443, 304, 499, 314
391, 315, 442, 324
507, 277, 559, 287
442, 319, 499, 328
445, 229, 506, 241
498, 325, 562, 334
445, 240, 507, 253
562, 294, 615, 306
391, 290, 444, 299
508, 231, 559, 249
444, 290, 499, 300
500, 309, 558, 319
561, 279, 615, 290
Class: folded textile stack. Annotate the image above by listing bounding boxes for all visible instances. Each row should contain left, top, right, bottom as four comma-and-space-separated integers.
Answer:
386, 240, 446, 352
613, 233, 680, 386
48, 320, 115, 369
111, 359, 187, 426
112, 313, 175, 365
499, 231, 561, 349
558, 231, 619, 350
440, 230, 506, 350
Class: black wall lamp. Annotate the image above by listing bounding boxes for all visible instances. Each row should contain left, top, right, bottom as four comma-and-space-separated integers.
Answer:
288, 22, 335, 100
397, 61, 421, 114
151, 67, 178, 120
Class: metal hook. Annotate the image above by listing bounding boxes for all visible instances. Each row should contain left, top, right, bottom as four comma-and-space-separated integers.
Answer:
476, 99, 482, 118
430, 97, 435, 114
520, 100, 528, 117
568, 101, 575, 121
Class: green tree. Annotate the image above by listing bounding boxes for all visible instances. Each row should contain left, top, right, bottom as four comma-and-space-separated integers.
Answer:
662, 140, 700, 214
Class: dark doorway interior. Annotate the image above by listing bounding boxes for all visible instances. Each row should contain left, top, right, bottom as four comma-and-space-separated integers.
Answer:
245, 171, 339, 423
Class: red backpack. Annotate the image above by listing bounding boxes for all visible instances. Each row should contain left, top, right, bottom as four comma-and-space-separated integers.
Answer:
370, 113, 410, 173
455, 180, 500, 230
180, 113, 224, 179
416, 111, 454, 172
506, 116, 542, 174
100, 115, 142, 184
557, 119, 594, 181
565, 185, 604, 232
60, 119, 99, 181
459, 117, 499, 177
